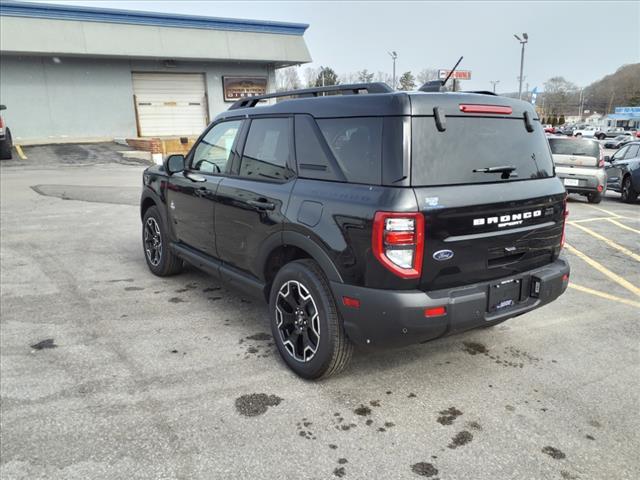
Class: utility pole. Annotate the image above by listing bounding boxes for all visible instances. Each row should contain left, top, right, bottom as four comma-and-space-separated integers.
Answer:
514, 33, 528, 100
388, 51, 398, 90
490, 80, 500, 93
578, 88, 585, 121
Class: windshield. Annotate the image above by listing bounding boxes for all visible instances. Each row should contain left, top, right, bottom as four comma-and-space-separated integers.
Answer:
548, 138, 599, 158
411, 117, 554, 186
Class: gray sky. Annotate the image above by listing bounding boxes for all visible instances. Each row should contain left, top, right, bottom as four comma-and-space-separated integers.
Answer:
30, 0, 640, 92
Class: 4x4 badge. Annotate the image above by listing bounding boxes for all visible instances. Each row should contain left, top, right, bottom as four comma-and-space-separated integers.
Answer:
433, 250, 454, 261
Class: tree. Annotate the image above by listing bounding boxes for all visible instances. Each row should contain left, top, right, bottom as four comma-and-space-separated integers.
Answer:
315, 67, 339, 87
558, 115, 565, 125
275, 67, 301, 92
398, 71, 416, 91
357, 69, 374, 83
303, 67, 319, 88
542, 76, 579, 117
374, 71, 393, 86
416, 68, 439, 85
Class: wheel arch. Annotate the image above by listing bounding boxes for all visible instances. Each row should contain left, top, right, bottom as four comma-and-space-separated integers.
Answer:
259, 231, 344, 300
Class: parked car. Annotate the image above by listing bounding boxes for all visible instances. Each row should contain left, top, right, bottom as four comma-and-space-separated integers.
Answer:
573, 125, 598, 138
0, 105, 13, 160
558, 125, 576, 136
140, 83, 570, 379
603, 134, 633, 149
605, 141, 640, 203
548, 137, 606, 203
595, 127, 627, 140
543, 124, 556, 134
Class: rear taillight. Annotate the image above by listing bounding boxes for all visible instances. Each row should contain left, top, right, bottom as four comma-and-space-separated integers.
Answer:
372, 212, 424, 279
0, 116, 4, 129
598, 146, 605, 167
560, 198, 569, 250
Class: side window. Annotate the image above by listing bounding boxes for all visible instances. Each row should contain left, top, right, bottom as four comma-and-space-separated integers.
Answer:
624, 144, 639, 159
316, 117, 382, 185
191, 120, 242, 174
294, 115, 344, 182
612, 146, 629, 161
240, 118, 293, 181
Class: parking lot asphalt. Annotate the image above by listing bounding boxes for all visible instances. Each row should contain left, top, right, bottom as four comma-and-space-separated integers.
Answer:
1, 145, 638, 480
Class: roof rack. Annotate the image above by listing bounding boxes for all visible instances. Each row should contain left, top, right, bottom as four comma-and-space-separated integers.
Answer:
228, 82, 393, 110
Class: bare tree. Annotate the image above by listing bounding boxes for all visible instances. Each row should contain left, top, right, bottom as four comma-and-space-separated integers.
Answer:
417, 68, 439, 85
374, 71, 393, 86
357, 69, 374, 83
543, 76, 579, 116
303, 67, 320, 88
339, 72, 359, 84
275, 67, 301, 92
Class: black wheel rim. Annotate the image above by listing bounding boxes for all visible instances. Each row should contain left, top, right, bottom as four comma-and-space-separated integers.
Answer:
275, 280, 320, 362
144, 217, 162, 267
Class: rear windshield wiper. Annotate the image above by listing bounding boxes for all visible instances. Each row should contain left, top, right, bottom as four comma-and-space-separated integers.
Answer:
473, 165, 518, 179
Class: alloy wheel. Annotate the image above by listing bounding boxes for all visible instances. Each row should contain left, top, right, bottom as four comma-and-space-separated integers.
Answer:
144, 217, 162, 267
275, 280, 320, 362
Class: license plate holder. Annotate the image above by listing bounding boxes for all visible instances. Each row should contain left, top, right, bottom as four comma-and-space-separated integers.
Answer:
564, 178, 579, 187
488, 278, 522, 313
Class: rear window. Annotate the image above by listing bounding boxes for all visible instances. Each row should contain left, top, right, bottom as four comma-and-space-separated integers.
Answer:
411, 117, 554, 186
548, 138, 599, 158
317, 117, 382, 185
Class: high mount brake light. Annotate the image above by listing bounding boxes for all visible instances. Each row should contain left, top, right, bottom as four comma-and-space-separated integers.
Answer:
372, 212, 424, 279
459, 104, 513, 115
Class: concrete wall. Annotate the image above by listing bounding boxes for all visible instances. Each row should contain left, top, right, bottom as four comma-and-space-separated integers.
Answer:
0, 55, 274, 143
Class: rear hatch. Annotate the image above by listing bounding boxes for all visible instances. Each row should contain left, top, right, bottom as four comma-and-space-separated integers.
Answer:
548, 137, 601, 168
409, 94, 565, 291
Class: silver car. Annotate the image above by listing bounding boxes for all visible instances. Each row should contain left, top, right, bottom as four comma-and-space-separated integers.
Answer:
548, 137, 606, 203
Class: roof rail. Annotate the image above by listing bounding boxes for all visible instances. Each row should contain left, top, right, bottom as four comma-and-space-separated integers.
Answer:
228, 82, 393, 110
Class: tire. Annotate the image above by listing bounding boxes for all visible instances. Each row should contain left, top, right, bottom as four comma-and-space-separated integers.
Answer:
587, 192, 602, 204
574, 133, 582, 137
142, 206, 183, 276
269, 259, 353, 379
596, 134, 606, 140
621, 175, 638, 203
0, 128, 13, 160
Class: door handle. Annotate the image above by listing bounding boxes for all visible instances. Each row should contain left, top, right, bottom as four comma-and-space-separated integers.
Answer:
248, 199, 275, 210
185, 173, 206, 182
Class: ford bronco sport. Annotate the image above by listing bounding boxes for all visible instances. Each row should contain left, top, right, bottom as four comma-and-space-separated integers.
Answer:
140, 83, 570, 379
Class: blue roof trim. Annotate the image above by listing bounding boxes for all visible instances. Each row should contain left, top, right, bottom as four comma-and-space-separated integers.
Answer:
0, 1, 309, 36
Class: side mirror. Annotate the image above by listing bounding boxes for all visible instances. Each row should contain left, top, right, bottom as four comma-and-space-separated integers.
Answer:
0, 105, 6, 111
165, 154, 185, 174
604, 156, 611, 162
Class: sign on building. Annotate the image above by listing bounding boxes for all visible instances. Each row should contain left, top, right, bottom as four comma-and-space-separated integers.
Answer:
223, 77, 268, 102
614, 106, 640, 115
438, 69, 472, 80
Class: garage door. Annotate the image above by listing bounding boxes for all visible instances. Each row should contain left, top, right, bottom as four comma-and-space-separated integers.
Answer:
132, 73, 208, 137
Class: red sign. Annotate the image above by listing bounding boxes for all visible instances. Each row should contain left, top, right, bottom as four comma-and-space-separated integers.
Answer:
438, 70, 472, 80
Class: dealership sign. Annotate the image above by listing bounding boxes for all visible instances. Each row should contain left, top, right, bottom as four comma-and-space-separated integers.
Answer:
438, 69, 472, 80
223, 77, 267, 102
614, 106, 640, 115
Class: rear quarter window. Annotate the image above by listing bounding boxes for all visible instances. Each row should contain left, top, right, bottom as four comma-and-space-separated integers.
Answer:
411, 117, 554, 186
317, 117, 382, 185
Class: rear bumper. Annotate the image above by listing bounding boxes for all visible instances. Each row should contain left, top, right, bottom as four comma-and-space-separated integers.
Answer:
555, 169, 606, 194
331, 257, 570, 348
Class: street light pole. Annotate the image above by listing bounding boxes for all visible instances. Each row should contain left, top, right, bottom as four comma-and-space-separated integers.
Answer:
514, 33, 528, 100
388, 51, 398, 90
490, 80, 500, 93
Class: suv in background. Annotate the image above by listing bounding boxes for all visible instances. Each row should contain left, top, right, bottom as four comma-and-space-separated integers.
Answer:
548, 137, 606, 203
140, 83, 570, 379
0, 105, 13, 160
605, 142, 640, 203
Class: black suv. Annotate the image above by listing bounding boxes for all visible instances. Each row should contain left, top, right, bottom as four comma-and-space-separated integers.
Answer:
140, 83, 570, 379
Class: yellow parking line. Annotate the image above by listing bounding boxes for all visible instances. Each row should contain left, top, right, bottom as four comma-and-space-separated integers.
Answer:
568, 283, 640, 309
583, 204, 622, 218
564, 243, 640, 297
568, 222, 640, 262
605, 218, 640, 235
570, 216, 629, 224
15, 144, 27, 160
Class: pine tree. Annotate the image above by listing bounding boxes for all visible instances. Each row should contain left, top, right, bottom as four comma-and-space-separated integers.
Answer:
398, 71, 416, 91
315, 67, 339, 87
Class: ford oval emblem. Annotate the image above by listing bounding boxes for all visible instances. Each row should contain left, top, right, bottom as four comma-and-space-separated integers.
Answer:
433, 249, 454, 261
